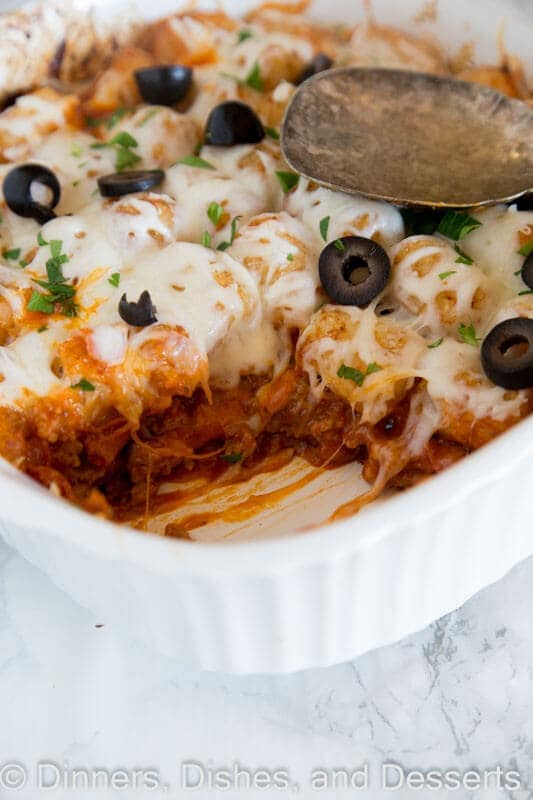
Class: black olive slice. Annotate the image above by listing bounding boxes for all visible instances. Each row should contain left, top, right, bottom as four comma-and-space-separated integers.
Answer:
134, 65, 193, 106
318, 236, 391, 306
515, 192, 533, 211
522, 252, 533, 290
204, 101, 265, 147
97, 170, 165, 198
481, 317, 533, 390
297, 52, 333, 85
118, 290, 158, 327
3, 164, 61, 224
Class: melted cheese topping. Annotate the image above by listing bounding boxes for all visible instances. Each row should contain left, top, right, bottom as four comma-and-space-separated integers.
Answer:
389, 235, 496, 338
229, 211, 321, 328
285, 179, 405, 249
0, 88, 79, 162
297, 305, 426, 424
0, 6, 530, 453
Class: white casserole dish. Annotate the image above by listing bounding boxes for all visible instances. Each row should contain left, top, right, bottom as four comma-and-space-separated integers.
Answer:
0, 0, 531, 674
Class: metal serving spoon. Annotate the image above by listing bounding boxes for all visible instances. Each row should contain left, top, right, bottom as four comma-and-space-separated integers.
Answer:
281, 67, 533, 208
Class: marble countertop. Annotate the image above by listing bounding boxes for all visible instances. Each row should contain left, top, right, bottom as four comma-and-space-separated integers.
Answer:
0, 536, 532, 799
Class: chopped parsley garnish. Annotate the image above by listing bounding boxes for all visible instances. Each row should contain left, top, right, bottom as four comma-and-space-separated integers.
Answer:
28, 240, 77, 317
428, 337, 443, 349
437, 211, 482, 241
70, 143, 83, 158
454, 244, 474, 265
28, 292, 55, 314
72, 378, 95, 392
19, 259, 29, 268
275, 170, 299, 194
337, 362, 382, 386
458, 322, 480, 347
237, 29, 253, 43
265, 127, 280, 140
106, 107, 131, 130
217, 216, 241, 251
334, 239, 346, 252
244, 62, 264, 91
439, 270, 457, 280
518, 241, 533, 257
174, 155, 216, 170
108, 272, 121, 288
138, 108, 160, 127
207, 201, 224, 226
221, 452, 243, 464
518, 289, 533, 296
201, 230, 212, 248
3, 248, 21, 261
319, 216, 330, 242
287, 253, 294, 261
37, 325, 48, 333
91, 132, 141, 172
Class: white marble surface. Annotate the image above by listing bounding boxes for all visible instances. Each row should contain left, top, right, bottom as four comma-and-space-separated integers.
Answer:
0, 535, 532, 799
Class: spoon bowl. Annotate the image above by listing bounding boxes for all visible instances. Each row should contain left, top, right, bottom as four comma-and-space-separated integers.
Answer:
281, 67, 533, 208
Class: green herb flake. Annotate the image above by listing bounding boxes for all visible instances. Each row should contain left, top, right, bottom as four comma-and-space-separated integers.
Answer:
174, 155, 216, 170
217, 216, 241, 251
518, 241, 533, 258
28, 240, 77, 317
334, 239, 346, 252
70, 143, 83, 158
454, 244, 474, 265
439, 270, 457, 280
337, 363, 365, 386
19, 259, 29, 268
28, 291, 55, 314
201, 231, 212, 248
287, 253, 294, 262
437, 211, 482, 241
244, 61, 264, 91
115, 146, 141, 172
91, 131, 141, 172
138, 108, 160, 127
50, 240, 62, 259
221, 452, 243, 464
237, 29, 253, 43
458, 323, 480, 347
108, 272, 121, 288
337, 362, 382, 387
319, 216, 330, 242
265, 126, 280, 140
72, 378, 96, 392
3, 248, 21, 261
518, 290, 533, 296
37, 325, 48, 333
428, 337, 444, 349
365, 362, 382, 376
37, 232, 48, 247
275, 170, 299, 194
106, 107, 131, 130
207, 201, 224, 227
110, 132, 138, 151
